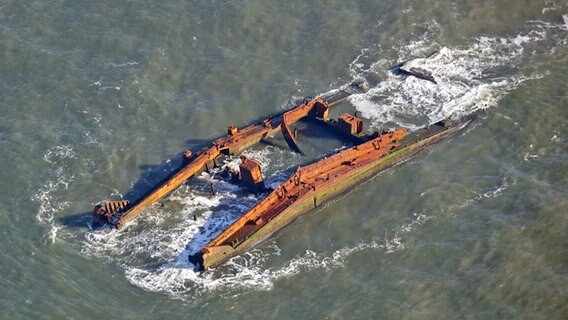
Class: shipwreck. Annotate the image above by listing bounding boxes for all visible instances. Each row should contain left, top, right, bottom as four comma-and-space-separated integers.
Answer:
94, 79, 474, 270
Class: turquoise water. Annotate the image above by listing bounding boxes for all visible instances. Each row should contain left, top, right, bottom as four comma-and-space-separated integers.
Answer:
1, 1, 567, 319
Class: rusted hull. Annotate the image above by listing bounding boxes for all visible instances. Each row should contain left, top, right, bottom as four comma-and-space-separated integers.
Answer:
193, 119, 472, 270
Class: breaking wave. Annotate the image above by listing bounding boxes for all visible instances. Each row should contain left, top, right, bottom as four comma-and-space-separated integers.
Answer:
348, 18, 567, 130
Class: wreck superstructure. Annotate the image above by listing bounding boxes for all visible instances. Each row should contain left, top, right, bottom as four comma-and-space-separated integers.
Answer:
94, 81, 367, 228
94, 79, 474, 271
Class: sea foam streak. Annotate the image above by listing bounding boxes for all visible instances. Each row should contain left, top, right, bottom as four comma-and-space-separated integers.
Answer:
32, 145, 77, 243
79, 18, 567, 298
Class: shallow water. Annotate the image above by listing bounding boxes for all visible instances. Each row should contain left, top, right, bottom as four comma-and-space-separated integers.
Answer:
1, 1, 567, 319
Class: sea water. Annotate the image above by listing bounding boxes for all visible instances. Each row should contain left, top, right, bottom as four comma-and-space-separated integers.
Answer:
1, 1, 567, 319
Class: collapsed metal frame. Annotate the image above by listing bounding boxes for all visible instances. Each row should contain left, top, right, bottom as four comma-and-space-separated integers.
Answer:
94, 80, 368, 228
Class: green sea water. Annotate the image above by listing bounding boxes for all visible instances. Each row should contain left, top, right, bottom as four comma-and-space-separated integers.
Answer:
1, 1, 567, 319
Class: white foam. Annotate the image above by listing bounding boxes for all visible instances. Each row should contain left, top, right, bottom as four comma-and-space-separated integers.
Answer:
110, 61, 139, 68
42, 145, 77, 165
550, 134, 561, 143
479, 178, 512, 199
348, 22, 563, 130
123, 229, 411, 299
32, 145, 78, 242
542, 0, 560, 14
400, 213, 431, 233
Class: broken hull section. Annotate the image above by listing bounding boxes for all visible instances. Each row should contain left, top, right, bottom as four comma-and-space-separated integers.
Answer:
192, 118, 472, 270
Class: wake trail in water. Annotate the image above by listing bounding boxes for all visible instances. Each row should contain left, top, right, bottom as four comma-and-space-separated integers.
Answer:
77, 18, 567, 298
